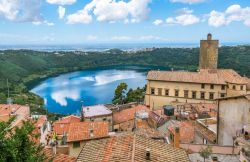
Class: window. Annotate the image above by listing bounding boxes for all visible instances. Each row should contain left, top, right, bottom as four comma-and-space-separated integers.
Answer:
200, 92, 205, 99
175, 90, 179, 97
184, 90, 189, 98
221, 85, 226, 90
220, 93, 226, 98
201, 84, 205, 89
210, 84, 214, 89
73, 142, 80, 148
151, 88, 155, 95
209, 92, 214, 100
192, 91, 197, 99
165, 89, 169, 96
232, 85, 236, 90
241, 85, 244, 90
158, 88, 162, 96
103, 118, 107, 121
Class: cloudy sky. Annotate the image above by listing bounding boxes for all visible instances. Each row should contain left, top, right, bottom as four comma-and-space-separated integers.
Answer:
0, 0, 250, 44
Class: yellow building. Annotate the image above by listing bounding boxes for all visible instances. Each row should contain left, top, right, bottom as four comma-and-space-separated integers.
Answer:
145, 34, 250, 109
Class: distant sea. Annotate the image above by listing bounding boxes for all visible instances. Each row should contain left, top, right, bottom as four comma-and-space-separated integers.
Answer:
0, 42, 248, 52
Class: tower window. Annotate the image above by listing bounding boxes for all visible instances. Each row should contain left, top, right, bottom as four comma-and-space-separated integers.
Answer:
209, 93, 214, 100
175, 90, 179, 97
232, 85, 236, 90
200, 92, 205, 99
201, 84, 205, 89
192, 91, 197, 99
165, 89, 169, 96
210, 84, 214, 89
240, 85, 244, 90
221, 85, 226, 90
151, 88, 155, 95
184, 90, 189, 98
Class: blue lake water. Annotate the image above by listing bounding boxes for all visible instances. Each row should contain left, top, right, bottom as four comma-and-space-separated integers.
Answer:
31, 67, 147, 115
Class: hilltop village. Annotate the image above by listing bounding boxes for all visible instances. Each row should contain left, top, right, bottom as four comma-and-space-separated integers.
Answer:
1, 34, 250, 162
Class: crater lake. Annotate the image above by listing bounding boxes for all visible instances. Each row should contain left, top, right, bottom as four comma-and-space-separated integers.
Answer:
31, 67, 148, 115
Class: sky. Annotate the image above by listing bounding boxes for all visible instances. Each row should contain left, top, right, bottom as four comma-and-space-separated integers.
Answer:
0, 0, 250, 45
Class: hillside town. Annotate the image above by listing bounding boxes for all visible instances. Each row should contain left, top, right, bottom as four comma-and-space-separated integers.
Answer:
1, 34, 250, 162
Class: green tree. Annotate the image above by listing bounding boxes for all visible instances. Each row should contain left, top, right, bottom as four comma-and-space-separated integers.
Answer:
0, 119, 46, 162
199, 146, 212, 162
112, 83, 127, 104
126, 86, 146, 103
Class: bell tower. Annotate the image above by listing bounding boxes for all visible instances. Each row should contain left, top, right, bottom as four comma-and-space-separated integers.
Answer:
199, 33, 219, 69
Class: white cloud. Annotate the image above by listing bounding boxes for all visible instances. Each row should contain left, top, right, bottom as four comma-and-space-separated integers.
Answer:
58, 6, 66, 19
67, 10, 92, 24
67, 0, 152, 24
32, 20, 55, 26
0, 0, 53, 25
170, 0, 205, 4
111, 36, 132, 41
208, 4, 250, 27
86, 35, 97, 41
166, 9, 199, 26
46, 0, 76, 5
175, 8, 193, 15
153, 19, 163, 26
139, 35, 167, 41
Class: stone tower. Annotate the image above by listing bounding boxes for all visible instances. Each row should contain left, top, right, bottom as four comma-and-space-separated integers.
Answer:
199, 33, 219, 69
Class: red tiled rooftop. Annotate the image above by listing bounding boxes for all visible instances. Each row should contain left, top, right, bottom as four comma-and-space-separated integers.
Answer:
35, 115, 47, 128
53, 115, 81, 135
44, 148, 76, 162
67, 122, 109, 142
148, 69, 248, 85
0, 104, 29, 116
113, 105, 149, 124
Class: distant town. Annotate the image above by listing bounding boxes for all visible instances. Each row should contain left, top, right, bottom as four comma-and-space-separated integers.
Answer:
1, 34, 250, 162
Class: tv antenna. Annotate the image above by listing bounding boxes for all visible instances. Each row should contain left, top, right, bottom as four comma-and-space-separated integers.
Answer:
6, 79, 12, 104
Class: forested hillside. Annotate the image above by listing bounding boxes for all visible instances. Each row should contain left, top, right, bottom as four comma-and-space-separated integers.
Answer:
0, 45, 249, 111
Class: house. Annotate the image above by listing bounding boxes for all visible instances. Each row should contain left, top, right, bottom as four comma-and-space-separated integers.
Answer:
217, 94, 250, 146
195, 118, 217, 144
0, 104, 30, 128
33, 115, 51, 145
82, 105, 113, 131
67, 122, 109, 157
176, 103, 217, 120
113, 104, 149, 132
76, 133, 190, 162
145, 34, 249, 110
53, 115, 81, 136
44, 148, 76, 162
147, 111, 166, 129
158, 120, 195, 145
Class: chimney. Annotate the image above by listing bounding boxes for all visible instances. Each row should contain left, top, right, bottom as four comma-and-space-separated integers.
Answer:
174, 127, 180, 148
145, 148, 151, 160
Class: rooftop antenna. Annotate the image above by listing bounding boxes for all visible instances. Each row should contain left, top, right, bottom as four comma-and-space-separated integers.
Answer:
6, 79, 12, 105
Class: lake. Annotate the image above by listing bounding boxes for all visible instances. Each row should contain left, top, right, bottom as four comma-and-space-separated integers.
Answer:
31, 67, 147, 115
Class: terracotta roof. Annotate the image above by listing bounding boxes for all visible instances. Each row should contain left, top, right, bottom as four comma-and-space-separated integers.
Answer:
53, 115, 81, 135
0, 104, 29, 116
76, 134, 190, 162
158, 120, 195, 143
148, 111, 165, 126
147, 69, 248, 85
113, 105, 149, 124
35, 115, 47, 128
195, 121, 217, 144
67, 122, 109, 142
44, 148, 76, 162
